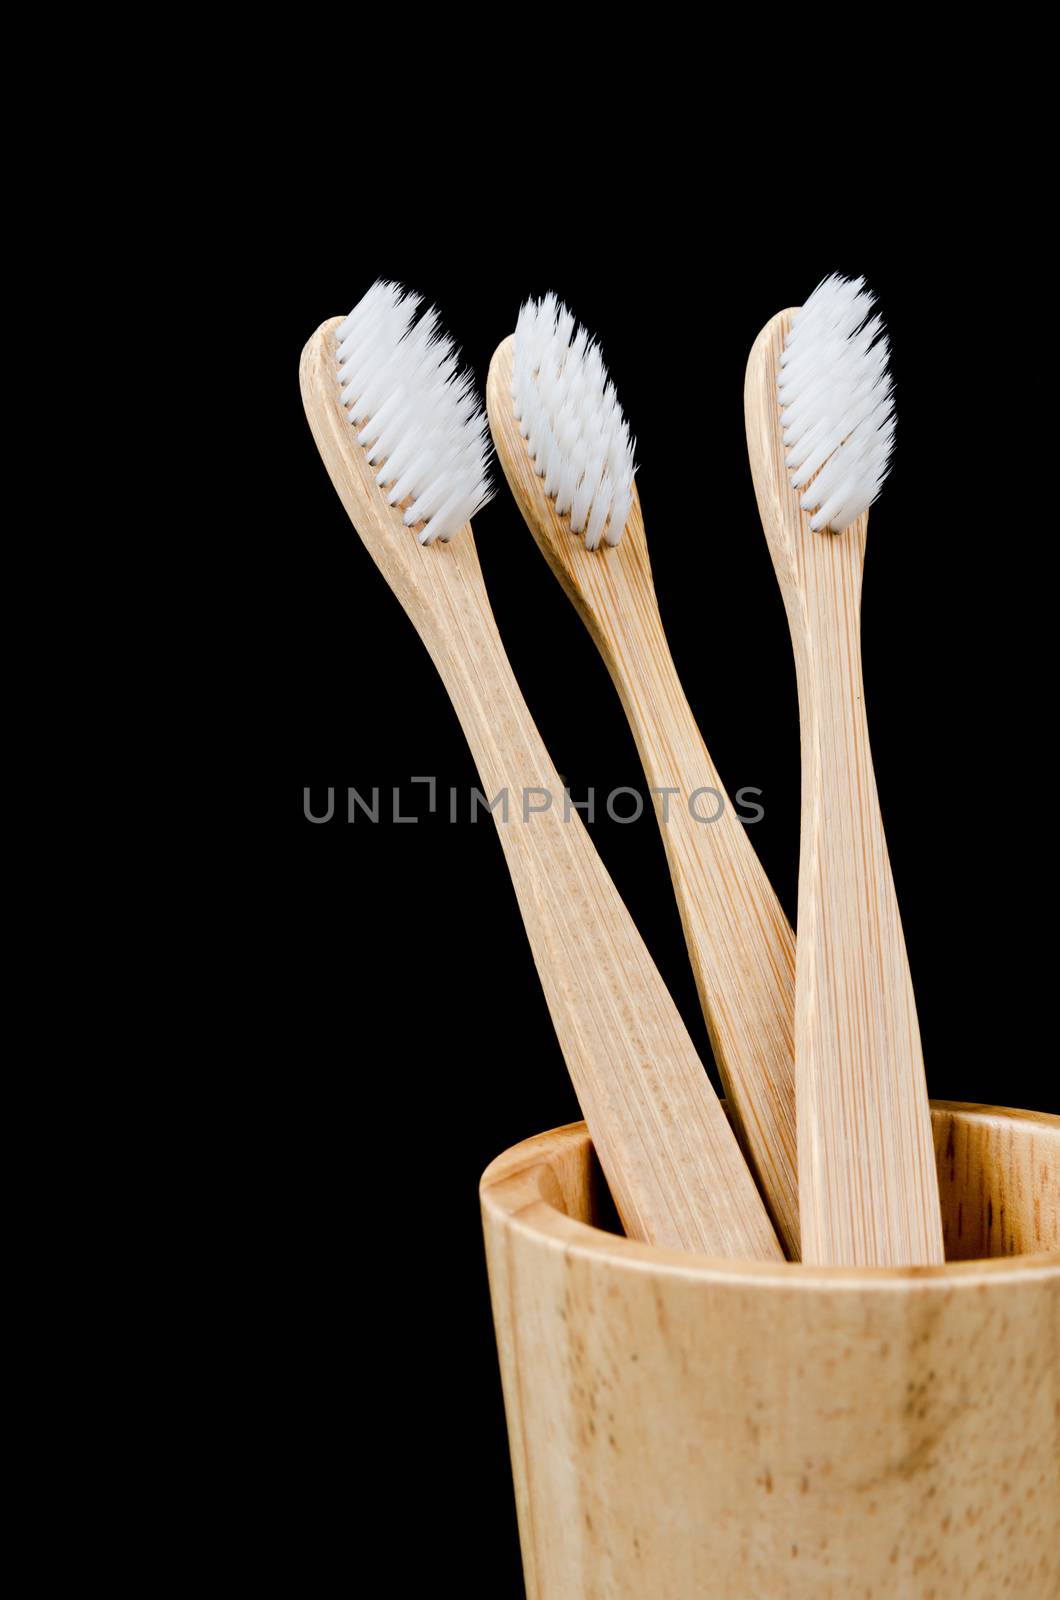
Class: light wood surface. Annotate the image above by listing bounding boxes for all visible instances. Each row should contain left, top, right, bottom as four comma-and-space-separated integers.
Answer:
745, 312, 944, 1268
301, 318, 781, 1260
481, 1103, 1060, 1600
487, 336, 800, 1258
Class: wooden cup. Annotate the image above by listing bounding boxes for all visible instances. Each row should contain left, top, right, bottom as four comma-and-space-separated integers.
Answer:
481, 1102, 1059, 1599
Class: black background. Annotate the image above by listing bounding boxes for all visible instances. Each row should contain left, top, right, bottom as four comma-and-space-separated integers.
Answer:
260, 194, 1055, 1593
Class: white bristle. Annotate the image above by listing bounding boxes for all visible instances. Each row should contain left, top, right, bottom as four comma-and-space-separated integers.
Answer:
512, 296, 636, 551
333, 280, 493, 545
777, 274, 895, 534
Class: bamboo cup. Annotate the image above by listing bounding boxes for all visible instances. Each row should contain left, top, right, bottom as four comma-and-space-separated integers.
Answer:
481, 1102, 1059, 1599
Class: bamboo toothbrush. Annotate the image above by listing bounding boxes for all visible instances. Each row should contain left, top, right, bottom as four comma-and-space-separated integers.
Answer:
301, 281, 781, 1260
744, 274, 943, 1267
487, 300, 800, 1258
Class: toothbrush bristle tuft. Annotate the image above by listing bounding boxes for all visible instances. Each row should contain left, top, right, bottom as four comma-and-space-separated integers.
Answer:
511, 297, 636, 550
777, 274, 895, 534
333, 280, 493, 545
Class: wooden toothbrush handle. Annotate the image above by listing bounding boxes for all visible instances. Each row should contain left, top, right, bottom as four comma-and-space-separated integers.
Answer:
612, 633, 800, 1257
300, 317, 777, 1258
795, 541, 944, 1266
425, 585, 781, 1260
483, 331, 795, 1250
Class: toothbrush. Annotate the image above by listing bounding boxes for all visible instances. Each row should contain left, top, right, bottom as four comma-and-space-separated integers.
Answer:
744, 275, 944, 1266
486, 300, 800, 1258
301, 282, 781, 1261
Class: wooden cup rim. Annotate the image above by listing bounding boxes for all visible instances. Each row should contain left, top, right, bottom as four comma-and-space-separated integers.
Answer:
480, 1101, 1060, 1291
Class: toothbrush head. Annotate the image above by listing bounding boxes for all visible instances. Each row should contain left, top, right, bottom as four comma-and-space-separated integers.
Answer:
777, 274, 895, 534
510, 295, 636, 551
333, 280, 493, 546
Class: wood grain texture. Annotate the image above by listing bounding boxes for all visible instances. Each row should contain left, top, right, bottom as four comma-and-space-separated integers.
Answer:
481, 1104, 1060, 1600
301, 319, 781, 1261
487, 336, 800, 1259
745, 312, 944, 1268
932, 1102, 1060, 1259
